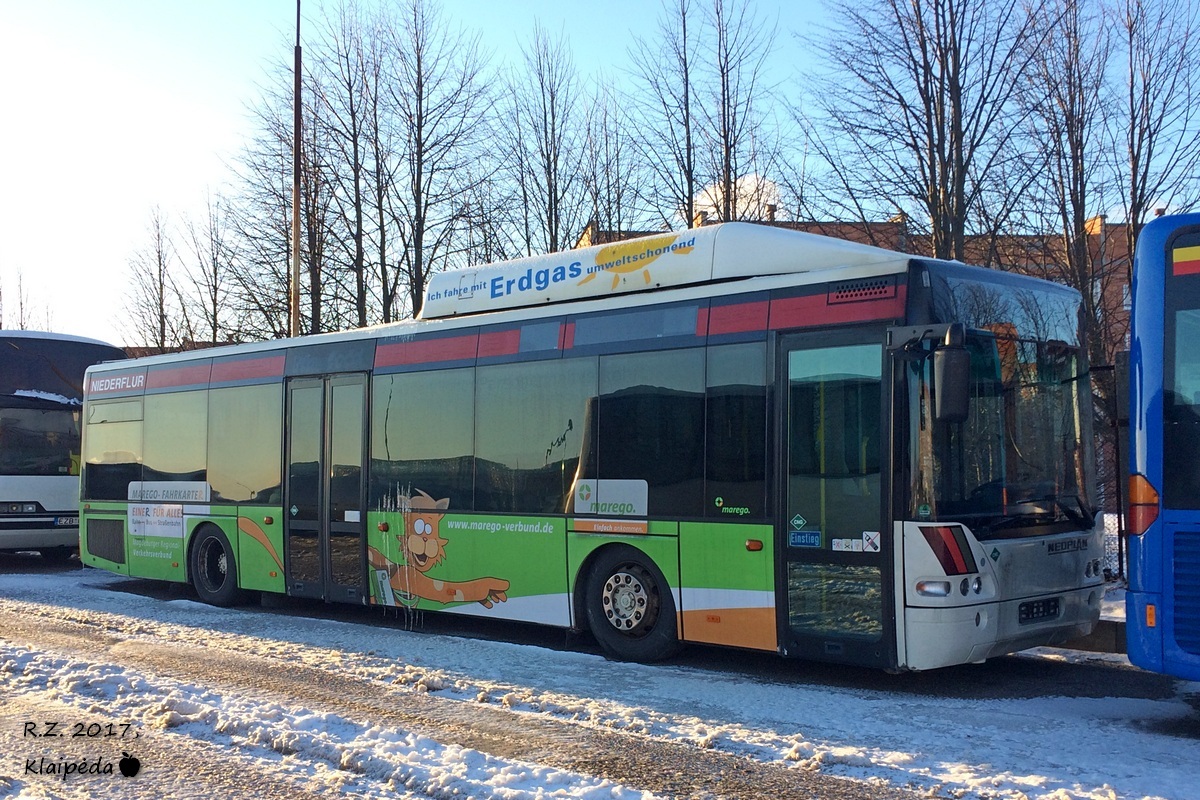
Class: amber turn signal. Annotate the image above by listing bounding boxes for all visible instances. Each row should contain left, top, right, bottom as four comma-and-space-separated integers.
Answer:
1128, 474, 1160, 535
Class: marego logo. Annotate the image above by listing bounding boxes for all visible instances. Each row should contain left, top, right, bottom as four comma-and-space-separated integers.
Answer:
714, 496, 750, 516
575, 479, 647, 517
589, 501, 636, 515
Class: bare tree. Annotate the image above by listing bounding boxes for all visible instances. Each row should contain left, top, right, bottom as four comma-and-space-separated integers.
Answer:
183, 191, 239, 345
299, 88, 339, 333
502, 24, 587, 256
1016, 0, 1124, 505
1117, 0, 1200, 263
0, 270, 52, 331
313, 0, 374, 329
802, 0, 1047, 259
361, 4, 403, 323
700, 0, 778, 222
227, 122, 293, 341
1019, 0, 1117, 369
125, 207, 187, 349
582, 80, 648, 239
629, 0, 700, 228
456, 166, 520, 268
384, 0, 494, 318
229, 53, 336, 339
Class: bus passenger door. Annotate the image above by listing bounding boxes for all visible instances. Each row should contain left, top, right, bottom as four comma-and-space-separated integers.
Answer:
284, 374, 368, 603
778, 332, 891, 668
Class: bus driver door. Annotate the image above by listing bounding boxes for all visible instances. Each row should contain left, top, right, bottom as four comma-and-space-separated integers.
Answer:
284, 374, 368, 603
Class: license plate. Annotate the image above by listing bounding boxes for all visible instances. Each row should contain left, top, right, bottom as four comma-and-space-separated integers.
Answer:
55, 516, 79, 527
1018, 597, 1060, 624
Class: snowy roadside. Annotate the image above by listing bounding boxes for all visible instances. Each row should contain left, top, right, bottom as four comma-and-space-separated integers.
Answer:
1, 569, 1197, 800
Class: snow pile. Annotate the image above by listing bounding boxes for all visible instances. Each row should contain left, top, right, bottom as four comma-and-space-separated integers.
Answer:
0, 642, 656, 799
12, 390, 80, 405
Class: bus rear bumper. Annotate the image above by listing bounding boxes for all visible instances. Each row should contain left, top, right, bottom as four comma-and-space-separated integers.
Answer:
0, 526, 79, 552
903, 586, 1102, 670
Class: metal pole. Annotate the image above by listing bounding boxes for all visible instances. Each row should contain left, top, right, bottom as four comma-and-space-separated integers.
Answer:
289, 0, 302, 338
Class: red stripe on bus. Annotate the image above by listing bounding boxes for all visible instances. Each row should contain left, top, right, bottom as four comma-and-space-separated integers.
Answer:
709, 300, 769, 334
560, 322, 575, 350
211, 355, 285, 383
1173, 257, 1200, 276
695, 307, 709, 337
146, 362, 212, 390
769, 289, 905, 330
375, 335, 479, 367
920, 525, 970, 575
477, 329, 521, 358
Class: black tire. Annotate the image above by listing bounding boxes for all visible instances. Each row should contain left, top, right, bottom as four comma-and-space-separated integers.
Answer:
584, 545, 681, 662
190, 527, 248, 607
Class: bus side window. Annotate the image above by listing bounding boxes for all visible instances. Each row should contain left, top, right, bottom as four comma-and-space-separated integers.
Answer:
705, 343, 767, 518
597, 349, 706, 517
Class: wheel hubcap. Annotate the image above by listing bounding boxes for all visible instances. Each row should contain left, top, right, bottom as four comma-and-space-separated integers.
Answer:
202, 538, 227, 589
602, 570, 649, 631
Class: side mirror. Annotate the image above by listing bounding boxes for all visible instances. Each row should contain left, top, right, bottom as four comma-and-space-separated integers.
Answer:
933, 325, 970, 423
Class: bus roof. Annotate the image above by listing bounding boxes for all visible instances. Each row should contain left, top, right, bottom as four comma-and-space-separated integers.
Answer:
419, 222, 910, 319
1, 331, 125, 401
0, 329, 120, 348
85, 223, 921, 376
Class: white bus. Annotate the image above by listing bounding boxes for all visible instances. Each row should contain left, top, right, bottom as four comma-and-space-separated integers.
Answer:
2, 331, 124, 561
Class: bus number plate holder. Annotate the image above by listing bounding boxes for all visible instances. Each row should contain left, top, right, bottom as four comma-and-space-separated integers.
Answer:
1018, 597, 1060, 624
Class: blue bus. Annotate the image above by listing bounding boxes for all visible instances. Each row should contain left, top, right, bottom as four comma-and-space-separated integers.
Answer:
1127, 212, 1200, 680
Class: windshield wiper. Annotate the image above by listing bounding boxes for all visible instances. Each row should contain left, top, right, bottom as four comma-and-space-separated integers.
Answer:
1045, 494, 1096, 529
967, 500, 1092, 535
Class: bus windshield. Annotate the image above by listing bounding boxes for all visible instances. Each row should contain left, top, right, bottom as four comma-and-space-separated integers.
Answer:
0, 396, 81, 477
910, 269, 1096, 537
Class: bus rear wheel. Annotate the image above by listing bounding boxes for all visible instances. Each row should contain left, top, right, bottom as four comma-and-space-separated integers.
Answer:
190, 527, 248, 607
585, 546, 680, 662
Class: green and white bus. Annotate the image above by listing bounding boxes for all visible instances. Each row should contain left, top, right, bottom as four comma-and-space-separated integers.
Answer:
79, 223, 1103, 670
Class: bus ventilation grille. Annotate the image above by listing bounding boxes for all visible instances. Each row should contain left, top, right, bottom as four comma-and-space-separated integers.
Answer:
86, 518, 126, 564
828, 277, 897, 304
1174, 530, 1200, 656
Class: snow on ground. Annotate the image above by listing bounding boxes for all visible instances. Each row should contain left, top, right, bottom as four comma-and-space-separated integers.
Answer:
1, 569, 1197, 800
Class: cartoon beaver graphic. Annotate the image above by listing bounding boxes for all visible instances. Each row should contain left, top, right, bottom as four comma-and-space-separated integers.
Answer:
367, 489, 509, 608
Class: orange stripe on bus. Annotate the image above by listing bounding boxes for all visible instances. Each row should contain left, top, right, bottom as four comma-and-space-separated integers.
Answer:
238, 517, 283, 571
679, 607, 776, 651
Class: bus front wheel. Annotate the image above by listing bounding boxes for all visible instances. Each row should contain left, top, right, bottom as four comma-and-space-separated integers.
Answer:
585, 545, 680, 662
190, 527, 248, 607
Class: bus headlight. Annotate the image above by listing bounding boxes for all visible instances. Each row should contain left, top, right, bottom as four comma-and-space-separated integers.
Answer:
972, 577, 983, 594
917, 580, 951, 597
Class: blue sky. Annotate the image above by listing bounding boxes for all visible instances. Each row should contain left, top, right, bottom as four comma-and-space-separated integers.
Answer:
0, 0, 820, 345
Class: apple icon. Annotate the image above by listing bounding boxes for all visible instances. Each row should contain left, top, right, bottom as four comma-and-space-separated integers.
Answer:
119, 752, 141, 778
